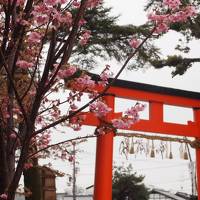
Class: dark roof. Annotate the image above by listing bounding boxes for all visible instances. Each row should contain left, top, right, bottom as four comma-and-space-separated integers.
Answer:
90, 73, 200, 100
151, 189, 198, 200
151, 189, 185, 200
111, 78, 200, 100
176, 192, 198, 200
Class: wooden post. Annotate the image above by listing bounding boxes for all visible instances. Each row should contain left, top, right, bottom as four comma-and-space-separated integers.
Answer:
94, 95, 115, 200
93, 131, 114, 200
196, 148, 200, 200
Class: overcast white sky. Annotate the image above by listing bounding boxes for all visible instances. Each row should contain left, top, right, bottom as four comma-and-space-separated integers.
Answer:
41, 0, 200, 195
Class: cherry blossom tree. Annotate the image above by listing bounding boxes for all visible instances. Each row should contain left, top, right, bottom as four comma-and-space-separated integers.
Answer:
0, 0, 196, 199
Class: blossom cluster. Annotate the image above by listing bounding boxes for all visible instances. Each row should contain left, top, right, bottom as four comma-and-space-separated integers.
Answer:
68, 114, 86, 131
89, 101, 112, 117
69, 74, 96, 91
148, 2, 196, 33
57, 65, 77, 79
129, 38, 141, 49
0, 194, 7, 200
98, 65, 113, 86
163, 0, 181, 10
79, 30, 91, 46
128, 0, 197, 47
23, 163, 33, 170
112, 103, 145, 129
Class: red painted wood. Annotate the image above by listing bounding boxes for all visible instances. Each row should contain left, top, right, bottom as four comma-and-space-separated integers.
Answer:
102, 87, 200, 107
130, 120, 199, 137
93, 95, 115, 200
194, 109, 200, 200
149, 101, 163, 122
93, 131, 114, 200
196, 148, 200, 200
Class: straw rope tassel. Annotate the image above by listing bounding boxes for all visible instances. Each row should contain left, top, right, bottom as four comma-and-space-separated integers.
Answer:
129, 137, 134, 154
179, 143, 184, 159
165, 142, 168, 159
150, 140, 155, 158
183, 143, 189, 160
146, 139, 150, 157
169, 142, 173, 159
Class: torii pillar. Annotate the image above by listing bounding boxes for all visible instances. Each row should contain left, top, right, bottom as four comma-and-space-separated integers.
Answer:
194, 108, 200, 198
93, 95, 115, 200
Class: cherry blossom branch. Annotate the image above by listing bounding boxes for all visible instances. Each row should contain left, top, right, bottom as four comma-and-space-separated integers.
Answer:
53, 0, 87, 63
33, 26, 156, 136
21, 22, 51, 101
39, 99, 69, 115
0, 49, 28, 125
29, 29, 57, 125
28, 134, 96, 159
44, 0, 88, 94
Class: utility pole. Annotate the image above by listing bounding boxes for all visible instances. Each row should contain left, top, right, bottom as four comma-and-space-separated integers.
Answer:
186, 142, 197, 195
72, 142, 76, 200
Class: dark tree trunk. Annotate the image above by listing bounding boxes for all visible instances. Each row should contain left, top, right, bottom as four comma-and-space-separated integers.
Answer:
7, 140, 30, 200
0, 124, 9, 194
0, 125, 17, 195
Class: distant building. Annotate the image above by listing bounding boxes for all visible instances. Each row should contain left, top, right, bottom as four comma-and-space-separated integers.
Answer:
56, 194, 92, 200
149, 189, 198, 200
15, 188, 197, 200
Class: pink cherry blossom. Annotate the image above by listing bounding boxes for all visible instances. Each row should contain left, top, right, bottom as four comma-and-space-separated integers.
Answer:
112, 119, 128, 129
129, 38, 140, 49
44, 0, 57, 6
155, 23, 169, 34
79, 18, 87, 26
16, 60, 34, 69
89, 101, 112, 117
10, 133, 17, 139
59, 0, 68, 3
79, 30, 91, 46
61, 151, 67, 159
96, 127, 106, 135
70, 74, 95, 91
28, 32, 41, 44
0, 194, 7, 200
86, 0, 102, 8
148, 4, 197, 34
18, 19, 30, 26
68, 155, 74, 162
58, 65, 77, 78
23, 163, 33, 170
72, 0, 80, 7
35, 15, 49, 25
163, 0, 181, 10
98, 65, 113, 86
61, 11, 72, 26
112, 103, 145, 129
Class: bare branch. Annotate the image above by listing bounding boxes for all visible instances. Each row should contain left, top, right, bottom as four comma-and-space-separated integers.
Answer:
28, 134, 96, 159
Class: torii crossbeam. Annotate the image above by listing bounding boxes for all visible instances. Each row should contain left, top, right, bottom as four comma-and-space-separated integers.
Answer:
82, 79, 200, 200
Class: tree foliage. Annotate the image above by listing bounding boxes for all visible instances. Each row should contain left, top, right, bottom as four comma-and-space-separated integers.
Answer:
60, 4, 160, 69
112, 165, 149, 200
139, 0, 200, 76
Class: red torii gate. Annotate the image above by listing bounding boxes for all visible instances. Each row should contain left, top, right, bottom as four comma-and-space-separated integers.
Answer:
82, 79, 200, 200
